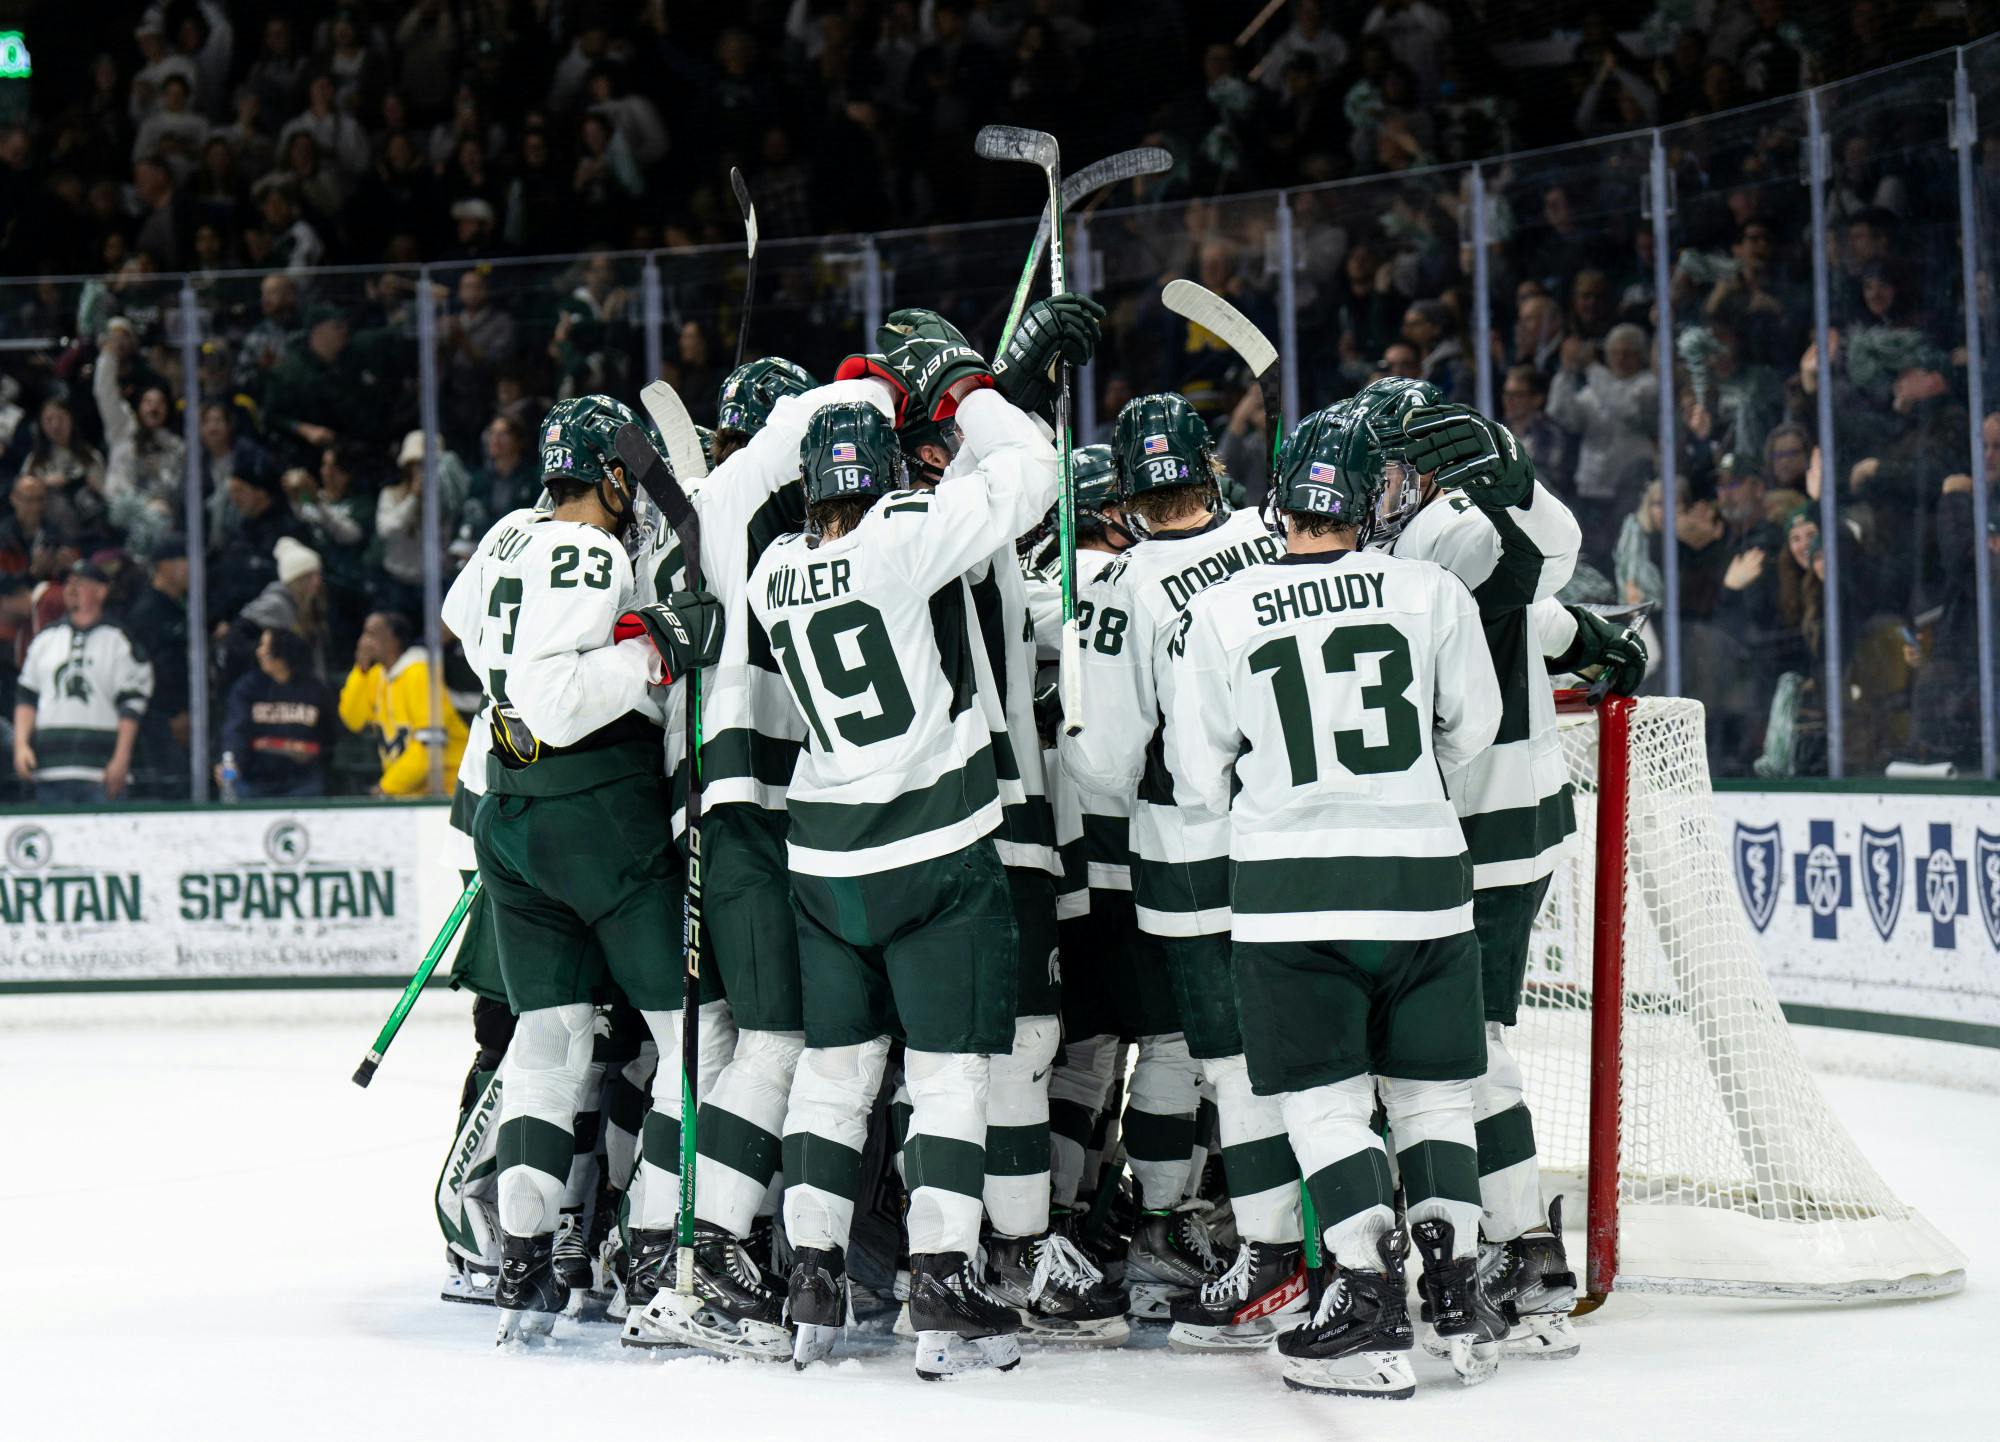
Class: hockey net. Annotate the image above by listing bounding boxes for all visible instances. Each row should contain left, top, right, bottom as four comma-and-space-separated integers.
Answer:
1518, 694, 1966, 1301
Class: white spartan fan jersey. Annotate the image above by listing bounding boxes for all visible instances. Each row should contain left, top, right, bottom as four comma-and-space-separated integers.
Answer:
747, 388, 1057, 878
1167, 548, 1502, 941
17, 620, 154, 782
1061, 507, 1283, 938
443, 512, 670, 773
1390, 477, 1582, 889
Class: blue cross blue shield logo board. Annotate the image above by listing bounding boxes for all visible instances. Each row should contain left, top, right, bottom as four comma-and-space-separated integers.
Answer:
1858, 824, 1903, 941
1732, 822, 1782, 933
1792, 819, 1853, 941
1917, 823, 1968, 949
1976, 831, 2000, 951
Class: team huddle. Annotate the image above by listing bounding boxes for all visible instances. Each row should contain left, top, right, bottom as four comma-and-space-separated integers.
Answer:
428, 286, 1649, 1395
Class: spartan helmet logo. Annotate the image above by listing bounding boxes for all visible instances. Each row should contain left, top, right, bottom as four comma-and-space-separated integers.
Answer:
6, 824, 52, 871
54, 655, 92, 703
264, 820, 310, 865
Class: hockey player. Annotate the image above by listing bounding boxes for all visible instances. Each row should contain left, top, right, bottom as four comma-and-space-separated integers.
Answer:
1357, 376, 1639, 1358
623, 360, 910, 1359
1021, 446, 1138, 1242
1166, 401, 1509, 1398
748, 310, 1054, 1378
457, 395, 724, 1344
713, 357, 817, 464
1060, 393, 1302, 1340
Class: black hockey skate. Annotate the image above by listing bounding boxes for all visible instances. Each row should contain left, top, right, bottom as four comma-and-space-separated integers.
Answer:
495, 1233, 569, 1345
1422, 1197, 1580, 1361
788, 1246, 848, 1369
1412, 1218, 1508, 1386
1124, 1202, 1227, 1320
907, 1250, 1024, 1380
1166, 1239, 1308, 1353
983, 1230, 1131, 1347
1277, 1229, 1416, 1399
616, 1228, 685, 1348
627, 1221, 792, 1362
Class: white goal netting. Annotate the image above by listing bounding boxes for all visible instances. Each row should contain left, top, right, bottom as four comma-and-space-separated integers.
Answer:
1518, 696, 1966, 1299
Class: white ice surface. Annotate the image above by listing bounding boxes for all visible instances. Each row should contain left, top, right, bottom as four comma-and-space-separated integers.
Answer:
5, 993, 1993, 1442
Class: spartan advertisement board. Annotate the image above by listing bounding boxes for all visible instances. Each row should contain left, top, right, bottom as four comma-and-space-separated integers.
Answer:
1711, 790, 2000, 1033
0, 804, 467, 987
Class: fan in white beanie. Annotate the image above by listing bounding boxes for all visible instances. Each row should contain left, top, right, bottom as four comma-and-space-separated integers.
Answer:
275, 536, 322, 585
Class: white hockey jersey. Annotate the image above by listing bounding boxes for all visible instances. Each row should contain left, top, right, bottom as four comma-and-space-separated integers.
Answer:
747, 388, 1056, 878
1391, 482, 1581, 888
446, 511, 668, 795
1030, 546, 1128, 910
442, 506, 543, 817
1168, 548, 1501, 941
17, 620, 153, 782
1060, 507, 1283, 937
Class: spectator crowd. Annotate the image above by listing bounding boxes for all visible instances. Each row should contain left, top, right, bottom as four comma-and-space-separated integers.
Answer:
0, 0, 1996, 798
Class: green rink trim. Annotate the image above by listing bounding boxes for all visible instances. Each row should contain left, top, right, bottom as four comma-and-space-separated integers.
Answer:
1473, 1102, 1538, 1176
696, 1103, 784, 1185
904, 1133, 985, 1199
1395, 1138, 1480, 1209
1049, 1098, 1096, 1147
1221, 1132, 1300, 1199
1304, 1148, 1394, 1230
1458, 787, 1576, 867
1121, 1106, 1197, 1163
641, 1111, 682, 1172
984, 1121, 1051, 1177
782, 1131, 863, 1202
1780, 1004, 2000, 1051
497, 1115, 574, 1183
1231, 853, 1471, 914
785, 751, 999, 855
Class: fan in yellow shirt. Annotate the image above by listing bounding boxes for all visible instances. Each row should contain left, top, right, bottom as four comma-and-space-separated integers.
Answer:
338, 611, 467, 797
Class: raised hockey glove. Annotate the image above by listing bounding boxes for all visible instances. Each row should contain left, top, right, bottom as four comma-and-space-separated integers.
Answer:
834, 351, 915, 428
614, 590, 725, 685
1400, 404, 1535, 509
1554, 605, 1649, 696
994, 293, 1107, 416
877, 308, 994, 421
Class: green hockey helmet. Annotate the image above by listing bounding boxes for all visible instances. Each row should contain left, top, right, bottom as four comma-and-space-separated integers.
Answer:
1017, 443, 1133, 563
695, 424, 717, 468
801, 401, 905, 509
1350, 376, 1442, 546
539, 394, 645, 531
1112, 392, 1215, 502
1271, 401, 1384, 540
716, 357, 818, 437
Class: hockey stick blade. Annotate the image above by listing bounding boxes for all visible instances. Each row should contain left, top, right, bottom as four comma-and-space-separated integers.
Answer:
974, 124, 1059, 169
640, 381, 710, 482
729, 167, 758, 259
1161, 280, 1277, 378
1001, 146, 1175, 349
613, 423, 694, 539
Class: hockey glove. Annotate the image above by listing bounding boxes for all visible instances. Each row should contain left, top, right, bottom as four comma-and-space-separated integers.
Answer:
1400, 404, 1535, 509
614, 591, 725, 685
877, 308, 994, 421
834, 351, 914, 428
1553, 605, 1648, 696
994, 293, 1107, 416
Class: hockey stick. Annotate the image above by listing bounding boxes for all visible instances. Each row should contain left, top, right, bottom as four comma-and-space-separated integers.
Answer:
352, 873, 482, 1087
640, 380, 710, 483
977, 125, 1085, 739
995, 146, 1174, 353
730, 167, 758, 370
613, 422, 705, 1297
1161, 279, 1283, 468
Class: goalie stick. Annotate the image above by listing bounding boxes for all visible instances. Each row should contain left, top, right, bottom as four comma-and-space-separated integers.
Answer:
352, 873, 482, 1087
977, 125, 1085, 738
640, 380, 710, 483
996, 146, 1174, 352
1161, 278, 1283, 468
614, 421, 705, 1299
730, 167, 759, 369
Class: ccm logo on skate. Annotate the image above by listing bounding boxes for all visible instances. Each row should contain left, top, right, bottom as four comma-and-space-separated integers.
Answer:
1234, 1264, 1307, 1323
